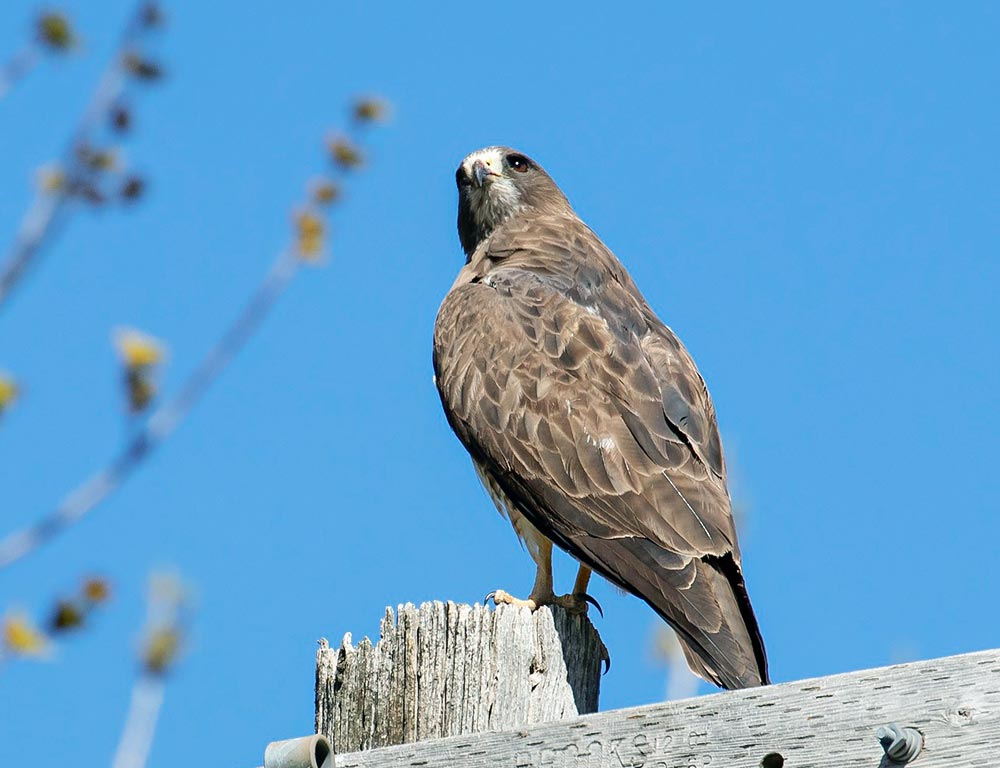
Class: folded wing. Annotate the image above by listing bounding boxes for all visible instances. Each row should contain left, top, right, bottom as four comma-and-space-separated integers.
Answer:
434, 222, 768, 688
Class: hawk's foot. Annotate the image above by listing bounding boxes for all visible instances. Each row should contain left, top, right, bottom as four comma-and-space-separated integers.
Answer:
484, 590, 602, 617
483, 589, 539, 610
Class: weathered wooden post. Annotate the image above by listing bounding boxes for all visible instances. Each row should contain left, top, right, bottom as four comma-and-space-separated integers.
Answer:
244, 614, 1000, 767
315, 601, 608, 754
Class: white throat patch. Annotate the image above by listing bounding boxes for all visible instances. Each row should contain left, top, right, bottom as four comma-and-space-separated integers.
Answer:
461, 147, 524, 236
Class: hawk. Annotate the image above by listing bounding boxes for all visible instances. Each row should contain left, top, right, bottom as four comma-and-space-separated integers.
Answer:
433, 147, 769, 689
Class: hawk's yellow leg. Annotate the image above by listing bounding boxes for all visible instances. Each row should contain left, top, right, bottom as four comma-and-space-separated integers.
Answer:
487, 540, 601, 616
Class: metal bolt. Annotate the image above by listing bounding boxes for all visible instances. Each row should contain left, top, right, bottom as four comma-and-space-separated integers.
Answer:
876, 723, 922, 763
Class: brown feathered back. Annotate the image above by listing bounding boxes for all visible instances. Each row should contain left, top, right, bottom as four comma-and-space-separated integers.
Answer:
435, 157, 768, 689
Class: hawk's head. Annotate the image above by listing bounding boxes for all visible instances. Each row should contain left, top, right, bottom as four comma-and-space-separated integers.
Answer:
455, 146, 569, 257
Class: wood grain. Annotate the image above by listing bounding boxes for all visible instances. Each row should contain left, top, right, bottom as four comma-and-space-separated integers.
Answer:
331, 645, 1000, 767
315, 602, 607, 754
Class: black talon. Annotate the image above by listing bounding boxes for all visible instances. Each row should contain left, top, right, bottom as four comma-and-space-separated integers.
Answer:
483, 591, 496, 606
580, 593, 604, 618
602, 651, 611, 675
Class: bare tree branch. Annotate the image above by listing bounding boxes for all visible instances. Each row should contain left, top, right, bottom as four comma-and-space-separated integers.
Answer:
111, 675, 165, 768
0, 96, 385, 569
0, 45, 41, 100
111, 570, 189, 768
0, 2, 162, 311
0, 250, 299, 568
0, 11, 80, 100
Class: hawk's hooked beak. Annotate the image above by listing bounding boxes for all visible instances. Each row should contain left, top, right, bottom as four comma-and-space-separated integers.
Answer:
472, 159, 498, 188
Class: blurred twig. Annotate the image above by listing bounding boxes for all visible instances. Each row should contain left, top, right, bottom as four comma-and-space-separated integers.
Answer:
114, 326, 168, 414
0, 1, 164, 312
112, 676, 164, 768
0, 46, 41, 100
0, 370, 19, 420
1, 574, 112, 665
0, 251, 296, 568
0, 11, 78, 100
0, 99, 386, 568
111, 571, 189, 768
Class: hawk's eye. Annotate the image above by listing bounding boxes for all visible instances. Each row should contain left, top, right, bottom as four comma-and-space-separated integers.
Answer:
456, 166, 471, 187
507, 154, 530, 173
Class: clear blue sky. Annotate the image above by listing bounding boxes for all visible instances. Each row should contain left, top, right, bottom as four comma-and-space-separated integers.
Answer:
2, 1, 998, 765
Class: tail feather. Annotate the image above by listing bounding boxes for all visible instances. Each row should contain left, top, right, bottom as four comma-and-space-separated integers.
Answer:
571, 534, 769, 690
668, 554, 769, 690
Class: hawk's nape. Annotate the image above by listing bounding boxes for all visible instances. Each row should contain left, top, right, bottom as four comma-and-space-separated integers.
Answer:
434, 146, 769, 690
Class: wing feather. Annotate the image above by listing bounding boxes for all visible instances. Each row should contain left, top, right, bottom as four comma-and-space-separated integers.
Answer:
434, 213, 768, 689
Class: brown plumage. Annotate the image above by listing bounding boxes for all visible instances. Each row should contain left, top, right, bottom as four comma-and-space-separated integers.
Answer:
433, 146, 769, 689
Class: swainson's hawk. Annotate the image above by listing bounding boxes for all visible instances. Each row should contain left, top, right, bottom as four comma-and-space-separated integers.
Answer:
433, 147, 769, 689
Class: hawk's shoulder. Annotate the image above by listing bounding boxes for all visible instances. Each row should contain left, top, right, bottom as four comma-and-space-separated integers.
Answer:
433, 214, 736, 559
469, 212, 727, 483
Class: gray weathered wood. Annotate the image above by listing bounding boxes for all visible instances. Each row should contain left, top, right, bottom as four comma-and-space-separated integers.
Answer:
315, 601, 608, 754
332, 647, 1000, 767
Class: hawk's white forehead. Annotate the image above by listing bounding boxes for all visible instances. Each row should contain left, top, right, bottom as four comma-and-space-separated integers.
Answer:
461, 146, 505, 172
